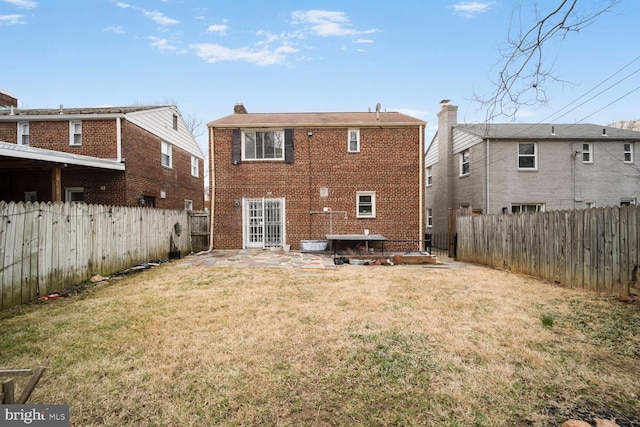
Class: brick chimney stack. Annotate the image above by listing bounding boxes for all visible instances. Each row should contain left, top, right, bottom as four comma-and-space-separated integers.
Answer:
0, 91, 18, 108
234, 103, 247, 114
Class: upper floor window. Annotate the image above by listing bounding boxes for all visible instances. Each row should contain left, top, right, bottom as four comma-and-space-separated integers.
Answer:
348, 129, 360, 153
356, 191, 376, 218
426, 166, 433, 186
624, 143, 633, 163
243, 130, 284, 160
426, 208, 433, 227
172, 114, 178, 130
191, 156, 199, 177
17, 122, 29, 146
70, 121, 82, 146
582, 143, 592, 163
518, 142, 537, 170
161, 141, 172, 168
460, 149, 470, 176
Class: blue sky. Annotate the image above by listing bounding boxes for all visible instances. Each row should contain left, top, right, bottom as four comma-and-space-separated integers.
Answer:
2, 0, 639, 151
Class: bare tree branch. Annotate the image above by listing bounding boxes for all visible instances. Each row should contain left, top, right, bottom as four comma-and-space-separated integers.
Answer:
473, 0, 619, 122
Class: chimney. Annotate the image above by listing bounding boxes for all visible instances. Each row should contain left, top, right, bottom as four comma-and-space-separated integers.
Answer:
234, 103, 247, 114
436, 100, 458, 223
440, 99, 451, 110
0, 91, 18, 108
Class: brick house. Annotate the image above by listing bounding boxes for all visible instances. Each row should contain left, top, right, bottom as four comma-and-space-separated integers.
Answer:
208, 104, 426, 250
425, 101, 640, 235
0, 99, 205, 210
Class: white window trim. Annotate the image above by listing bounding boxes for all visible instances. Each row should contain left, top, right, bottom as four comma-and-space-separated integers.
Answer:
17, 122, 29, 146
356, 191, 376, 218
65, 187, 84, 202
184, 199, 193, 211
191, 156, 199, 177
161, 141, 172, 168
517, 142, 538, 171
426, 208, 433, 227
623, 143, 634, 163
69, 120, 82, 146
348, 128, 360, 153
426, 166, 433, 186
511, 203, 545, 214
460, 149, 470, 176
242, 129, 285, 161
582, 143, 593, 164
585, 201, 596, 209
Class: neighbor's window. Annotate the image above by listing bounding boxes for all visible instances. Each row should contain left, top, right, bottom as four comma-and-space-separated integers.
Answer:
18, 122, 29, 146
191, 156, 199, 177
621, 198, 636, 206
356, 191, 376, 218
460, 149, 470, 176
243, 130, 284, 160
427, 208, 433, 227
65, 187, 84, 202
624, 143, 633, 163
582, 143, 592, 163
69, 120, 82, 146
184, 199, 193, 211
173, 113, 178, 131
585, 201, 596, 209
348, 129, 360, 152
24, 191, 37, 202
511, 203, 544, 214
161, 141, 172, 168
426, 166, 433, 186
518, 142, 537, 170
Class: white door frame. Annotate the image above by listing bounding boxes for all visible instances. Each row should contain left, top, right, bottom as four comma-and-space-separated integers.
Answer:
242, 197, 286, 249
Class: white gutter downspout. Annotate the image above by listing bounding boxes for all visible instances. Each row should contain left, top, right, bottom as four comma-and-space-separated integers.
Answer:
419, 124, 424, 251
116, 117, 122, 162
207, 126, 215, 252
486, 138, 490, 214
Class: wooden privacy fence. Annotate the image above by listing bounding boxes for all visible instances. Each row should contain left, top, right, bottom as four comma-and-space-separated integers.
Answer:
0, 202, 192, 311
456, 205, 640, 296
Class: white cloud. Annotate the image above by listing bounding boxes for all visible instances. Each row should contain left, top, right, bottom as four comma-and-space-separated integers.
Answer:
147, 36, 178, 51
449, 1, 496, 18
206, 24, 228, 35
104, 26, 125, 34
291, 10, 378, 37
0, 14, 25, 25
355, 38, 373, 44
1, 0, 37, 9
190, 43, 295, 66
116, 2, 179, 26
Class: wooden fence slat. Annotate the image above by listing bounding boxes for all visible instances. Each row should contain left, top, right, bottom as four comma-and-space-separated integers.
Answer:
456, 205, 639, 297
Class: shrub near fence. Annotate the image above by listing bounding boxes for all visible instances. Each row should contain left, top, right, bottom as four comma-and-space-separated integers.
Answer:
456, 205, 640, 296
0, 202, 191, 311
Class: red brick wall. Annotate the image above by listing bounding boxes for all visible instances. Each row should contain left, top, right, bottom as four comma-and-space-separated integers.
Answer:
211, 126, 422, 249
0, 118, 204, 210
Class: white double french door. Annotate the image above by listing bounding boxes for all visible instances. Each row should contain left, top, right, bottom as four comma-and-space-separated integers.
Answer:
243, 198, 285, 249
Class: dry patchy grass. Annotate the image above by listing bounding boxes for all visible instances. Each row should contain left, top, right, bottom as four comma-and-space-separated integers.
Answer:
1, 261, 639, 426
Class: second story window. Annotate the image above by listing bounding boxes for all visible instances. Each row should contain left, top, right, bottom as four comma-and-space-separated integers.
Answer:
518, 142, 537, 170
70, 120, 82, 146
460, 149, 470, 176
191, 156, 199, 177
624, 143, 634, 163
426, 166, 433, 186
18, 122, 29, 146
582, 143, 592, 163
348, 129, 360, 152
161, 141, 172, 168
243, 130, 284, 160
173, 114, 178, 130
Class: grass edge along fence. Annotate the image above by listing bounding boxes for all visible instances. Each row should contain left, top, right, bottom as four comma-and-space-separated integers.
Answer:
0, 201, 191, 311
456, 205, 639, 296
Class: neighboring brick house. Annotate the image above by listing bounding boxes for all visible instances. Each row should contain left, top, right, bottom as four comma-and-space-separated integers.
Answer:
0, 100, 205, 210
208, 104, 426, 250
425, 101, 640, 235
